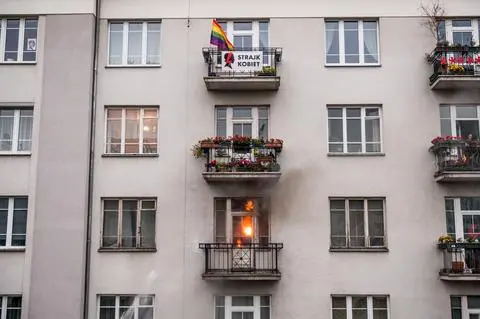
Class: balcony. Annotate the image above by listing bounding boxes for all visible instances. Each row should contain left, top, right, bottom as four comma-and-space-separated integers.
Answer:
192, 137, 283, 184
202, 47, 282, 91
430, 137, 480, 183
438, 242, 480, 281
428, 46, 480, 90
199, 243, 283, 280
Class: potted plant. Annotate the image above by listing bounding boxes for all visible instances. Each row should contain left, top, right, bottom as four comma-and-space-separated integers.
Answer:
259, 66, 276, 76
448, 63, 466, 75
265, 138, 283, 152
231, 135, 251, 153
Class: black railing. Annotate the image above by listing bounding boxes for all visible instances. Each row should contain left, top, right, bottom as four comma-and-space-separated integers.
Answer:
202, 47, 282, 77
438, 243, 480, 275
428, 46, 480, 84
199, 243, 283, 276
202, 143, 281, 173
430, 141, 480, 175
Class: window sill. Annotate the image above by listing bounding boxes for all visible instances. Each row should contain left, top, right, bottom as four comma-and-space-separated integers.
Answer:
325, 63, 381, 68
98, 247, 157, 253
102, 153, 159, 158
105, 65, 161, 69
329, 247, 389, 253
327, 152, 385, 157
0, 152, 31, 156
0, 247, 26, 252
0, 62, 36, 65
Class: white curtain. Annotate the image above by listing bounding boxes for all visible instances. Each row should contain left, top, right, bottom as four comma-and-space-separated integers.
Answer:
0, 112, 14, 151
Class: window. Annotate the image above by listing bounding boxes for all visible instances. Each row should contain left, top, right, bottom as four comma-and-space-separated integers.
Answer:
98, 295, 154, 319
332, 295, 389, 319
108, 21, 161, 65
439, 19, 480, 46
101, 199, 156, 249
215, 296, 270, 319
440, 105, 480, 139
325, 20, 379, 65
0, 108, 33, 153
0, 18, 37, 63
0, 197, 27, 248
445, 198, 480, 240
328, 106, 382, 153
330, 198, 386, 249
0, 296, 22, 319
216, 107, 268, 140
214, 198, 269, 245
105, 107, 158, 154
450, 296, 480, 319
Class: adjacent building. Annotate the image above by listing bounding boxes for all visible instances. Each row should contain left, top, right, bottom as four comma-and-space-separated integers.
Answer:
0, 0, 479, 318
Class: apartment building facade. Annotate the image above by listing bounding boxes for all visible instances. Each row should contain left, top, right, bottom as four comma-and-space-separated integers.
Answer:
0, 0, 480, 318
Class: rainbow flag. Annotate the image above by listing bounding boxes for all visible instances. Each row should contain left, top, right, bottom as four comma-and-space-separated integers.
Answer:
210, 19, 234, 51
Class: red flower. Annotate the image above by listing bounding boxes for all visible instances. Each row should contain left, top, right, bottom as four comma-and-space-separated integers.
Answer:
467, 56, 474, 64
440, 57, 447, 65
449, 56, 456, 63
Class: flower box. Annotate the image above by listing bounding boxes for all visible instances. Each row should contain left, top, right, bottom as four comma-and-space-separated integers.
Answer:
200, 141, 218, 149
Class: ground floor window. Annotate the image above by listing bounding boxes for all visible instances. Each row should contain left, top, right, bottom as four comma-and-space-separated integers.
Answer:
332, 295, 389, 319
98, 295, 154, 319
451, 296, 480, 319
215, 296, 270, 319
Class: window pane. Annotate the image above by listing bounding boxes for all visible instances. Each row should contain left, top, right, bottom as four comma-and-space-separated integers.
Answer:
233, 35, 252, 49
456, 120, 479, 139
329, 119, 343, 143
440, 106, 451, 118
103, 211, 118, 247
347, 119, 361, 142
328, 108, 342, 118
326, 23, 340, 64
234, 22, 252, 31
5, 20, 20, 61
23, 19, 38, 61
468, 296, 480, 309
461, 198, 480, 211
125, 109, 140, 153
120, 296, 135, 307
100, 296, 116, 307
260, 307, 270, 319
452, 20, 472, 27
456, 106, 477, 118
332, 297, 346, 308
12, 205, 27, 246
352, 310, 367, 319
373, 296, 387, 308
138, 308, 153, 319
6, 309, 22, 319
216, 108, 227, 137
332, 310, 347, 319
364, 22, 378, 63
215, 307, 225, 319
365, 118, 381, 142
373, 310, 388, 319
365, 108, 379, 116
260, 296, 270, 306
128, 23, 143, 64
347, 144, 362, 153
344, 22, 359, 63
109, 23, 123, 65
122, 200, 138, 247
368, 211, 384, 246
140, 210, 155, 248
349, 207, 365, 247
143, 115, 157, 154
18, 110, 33, 151
147, 23, 161, 64
0, 110, 14, 151
231, 296, 254, 306
352, 296, 367, 308
0, 203, 7, 246
346, 108, 361, 117
441, 119, 451, 136
233, 108, 252, 118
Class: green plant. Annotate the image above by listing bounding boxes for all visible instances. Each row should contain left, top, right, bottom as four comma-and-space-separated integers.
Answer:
438, 235, 455, 244
260, 66, 276, 75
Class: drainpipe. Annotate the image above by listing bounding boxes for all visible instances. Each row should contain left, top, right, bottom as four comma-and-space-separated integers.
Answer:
83, 0, 101, 318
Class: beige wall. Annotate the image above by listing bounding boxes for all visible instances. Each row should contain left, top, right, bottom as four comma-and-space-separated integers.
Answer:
87, 14, 480, 319
0, 0, 95, 15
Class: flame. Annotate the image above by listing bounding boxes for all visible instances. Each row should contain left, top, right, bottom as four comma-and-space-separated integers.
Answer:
244, 200, 255, 212
236, 239, 242, 247
242, 216, 253, 237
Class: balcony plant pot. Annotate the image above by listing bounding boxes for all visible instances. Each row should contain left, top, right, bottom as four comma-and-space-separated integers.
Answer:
452, 261, 465, 273
233, 144, 251, 153
265, 143, 283, 152
200, 141, 218, 149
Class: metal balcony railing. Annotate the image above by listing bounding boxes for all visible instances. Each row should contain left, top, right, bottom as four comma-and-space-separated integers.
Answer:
428, 46, 480, 84
430, 140, 480, 175
438, 242, 480, 275
202, 142, 282, 173
199, 243, 283, 277
202, 47, 282, 77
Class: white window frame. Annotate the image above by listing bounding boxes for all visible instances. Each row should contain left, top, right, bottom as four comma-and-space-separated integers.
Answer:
451, 296, 480, 319
441, 105, 480, 137
215, 106, 269, 138
97, 295, 154, 319
107, 21, 161, 66
447, 198, 480, 240
327, 106, 383, 154
0, 18, 37, 63
324, 20, 380, 66
221, 21, 267, 49
445, 19, 479, 45
100, 198, 156, 249
330, 198, 387, 249
104, 107, 159, 155
215, 296, 270, 319
0, 108, 33, 154
0, 295, 22, 319
331, 295, 390, 319
0, 197, 27, 249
